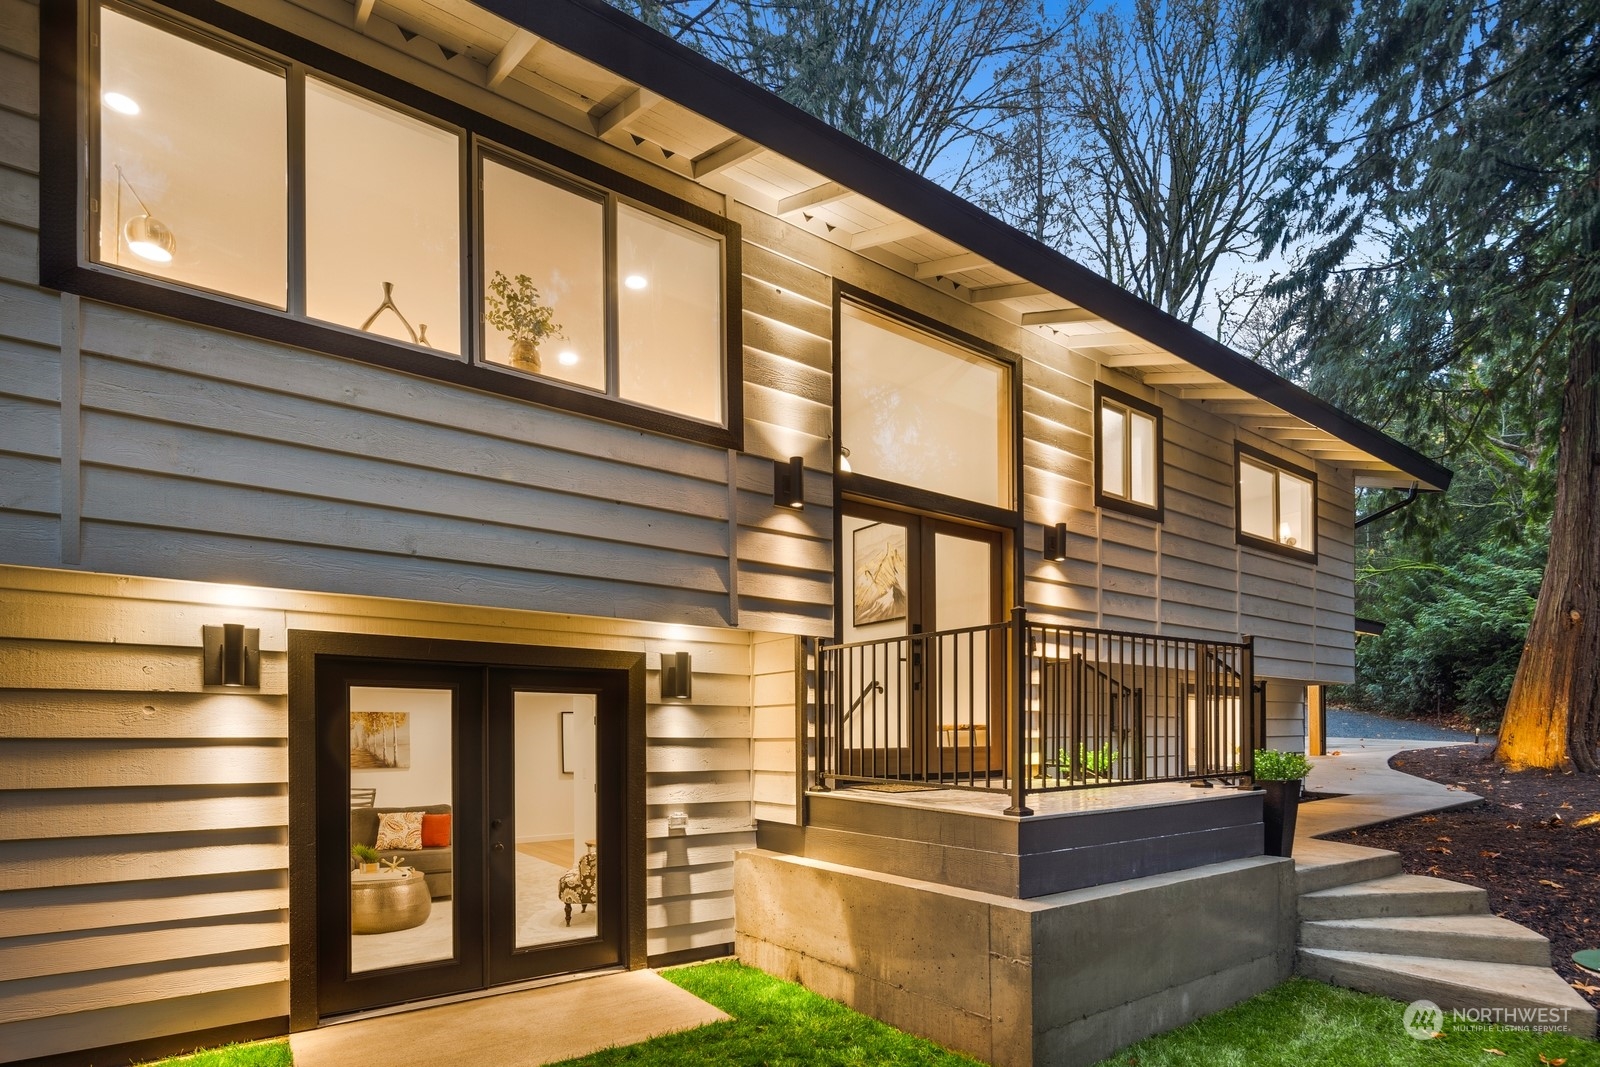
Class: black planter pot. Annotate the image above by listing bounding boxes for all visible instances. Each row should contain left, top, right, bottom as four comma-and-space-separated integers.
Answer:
1259, 778, 1303, 858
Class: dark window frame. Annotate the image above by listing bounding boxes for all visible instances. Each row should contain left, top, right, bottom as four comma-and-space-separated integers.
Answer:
41, 0, 744, 450
1093, 381, 1164, 523
1234, 441, 1319, 563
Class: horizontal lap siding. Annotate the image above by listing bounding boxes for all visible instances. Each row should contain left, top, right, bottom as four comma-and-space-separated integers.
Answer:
0, 568, 760, 1059
1023, 351, 1358, 686
751, 632, 799, 825
0, 0, 56, 568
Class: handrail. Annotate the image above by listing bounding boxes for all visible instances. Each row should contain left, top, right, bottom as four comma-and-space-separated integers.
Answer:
813, 611, 1254, 808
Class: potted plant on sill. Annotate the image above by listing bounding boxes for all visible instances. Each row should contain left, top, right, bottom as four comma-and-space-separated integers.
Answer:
1253, 748, 1313, 858
485, 270, 564, 372
352, 843, 380, 875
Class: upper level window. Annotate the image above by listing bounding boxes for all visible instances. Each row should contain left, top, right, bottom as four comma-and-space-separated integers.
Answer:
72, 2, 738, 447
1237, 444, 1317, 560
305, 78, 462, 353
95, 6, 287, 307
839, 300, 1013, 510
1094, 382, 1162, 521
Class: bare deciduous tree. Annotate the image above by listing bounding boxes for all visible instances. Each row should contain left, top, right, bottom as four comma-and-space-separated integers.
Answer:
612, 0, 1050, 180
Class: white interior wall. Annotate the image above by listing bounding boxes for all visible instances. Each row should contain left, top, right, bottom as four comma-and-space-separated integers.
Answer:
512, 692, 575, 844
349, 686, 452, 808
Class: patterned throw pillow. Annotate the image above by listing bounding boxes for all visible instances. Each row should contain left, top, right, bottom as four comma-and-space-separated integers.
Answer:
374, 810, 423, 851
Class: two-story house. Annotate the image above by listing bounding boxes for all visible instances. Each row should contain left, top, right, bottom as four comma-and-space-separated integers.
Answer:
0, 0, 1452, 1064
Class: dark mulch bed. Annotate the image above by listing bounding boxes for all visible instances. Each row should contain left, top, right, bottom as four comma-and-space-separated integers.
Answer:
1337, 743, 1600, 1009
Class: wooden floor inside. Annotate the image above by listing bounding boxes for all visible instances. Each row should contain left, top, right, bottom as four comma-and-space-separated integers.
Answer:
516, 838, 575, 866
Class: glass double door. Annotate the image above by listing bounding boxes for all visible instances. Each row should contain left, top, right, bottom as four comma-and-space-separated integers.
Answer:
316, 660, 623, 1017
839, 502, 1007, 778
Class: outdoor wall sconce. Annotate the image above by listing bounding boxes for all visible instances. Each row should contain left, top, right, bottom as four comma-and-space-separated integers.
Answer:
837, 446, 852, 474
1043, 521, 1069, 562
661, 650, 693, 700
202, 623, 260, 687
774, 456, 805, 509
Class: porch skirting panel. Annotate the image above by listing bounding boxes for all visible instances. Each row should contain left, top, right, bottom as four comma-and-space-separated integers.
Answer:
734, 849, 1296, 1067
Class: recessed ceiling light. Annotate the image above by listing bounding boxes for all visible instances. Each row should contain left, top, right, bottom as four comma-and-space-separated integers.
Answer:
103, 92, 141, 115
624, 274, 648, 291
558, 350, 580, 366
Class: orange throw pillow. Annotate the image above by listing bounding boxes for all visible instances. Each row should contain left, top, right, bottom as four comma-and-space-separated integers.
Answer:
421, 812, 452, 848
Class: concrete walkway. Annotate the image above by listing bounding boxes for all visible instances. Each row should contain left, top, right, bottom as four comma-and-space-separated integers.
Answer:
1300, 736, 1482, 840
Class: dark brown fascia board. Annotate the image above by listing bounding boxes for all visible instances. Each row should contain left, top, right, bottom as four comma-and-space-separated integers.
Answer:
474, 0, 1452, 492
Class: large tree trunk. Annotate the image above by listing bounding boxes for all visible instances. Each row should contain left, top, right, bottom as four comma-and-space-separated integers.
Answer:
1495, 281, 1600, 772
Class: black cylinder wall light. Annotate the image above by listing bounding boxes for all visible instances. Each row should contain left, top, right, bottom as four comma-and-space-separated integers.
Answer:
661, 650, 693, 700
774, 456, 805, 509
1043, 521, 1069, 562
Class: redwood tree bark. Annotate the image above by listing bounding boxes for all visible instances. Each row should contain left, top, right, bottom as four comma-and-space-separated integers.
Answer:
1495, 246, 1600, 772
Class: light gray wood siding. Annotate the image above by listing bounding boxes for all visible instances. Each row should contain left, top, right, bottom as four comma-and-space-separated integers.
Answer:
0, 566, 758, 1060
0, 0, 55, 569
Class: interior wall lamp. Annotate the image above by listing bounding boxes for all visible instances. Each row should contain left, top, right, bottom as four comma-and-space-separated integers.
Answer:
202, 623, 260, 687
1043, 521, 1069, 562
661, 650, 693, 700
774, 456, 805, 509
115, 164, 178, 264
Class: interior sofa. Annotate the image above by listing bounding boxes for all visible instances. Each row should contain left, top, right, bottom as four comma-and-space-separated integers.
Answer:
350, 803, 453, 899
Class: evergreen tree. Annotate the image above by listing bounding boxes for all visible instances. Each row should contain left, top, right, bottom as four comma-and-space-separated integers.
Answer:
1242, 0, 1600, 770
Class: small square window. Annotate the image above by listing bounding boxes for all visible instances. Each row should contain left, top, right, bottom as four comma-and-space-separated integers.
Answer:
1094, 383, 1163, 521
1236, 444, 1317, 560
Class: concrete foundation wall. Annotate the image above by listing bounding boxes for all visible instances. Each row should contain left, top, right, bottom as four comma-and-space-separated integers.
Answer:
735, 849, 1296, 1067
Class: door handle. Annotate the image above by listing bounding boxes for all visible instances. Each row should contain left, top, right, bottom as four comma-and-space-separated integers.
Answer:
492, 842, 505, 852
490, 819, 503, 830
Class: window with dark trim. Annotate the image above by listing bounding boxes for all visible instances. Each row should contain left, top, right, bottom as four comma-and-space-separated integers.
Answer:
47, 0, 742, 448
1235, 442, 1318, 561
1093, 382, 1163, 522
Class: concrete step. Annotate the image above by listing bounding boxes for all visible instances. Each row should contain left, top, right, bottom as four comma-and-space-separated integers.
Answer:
1293, 840, 1404, 894
1300, 915, 1551, 966
1296, 948, 1597, 1038
1299, 874, 1489, 920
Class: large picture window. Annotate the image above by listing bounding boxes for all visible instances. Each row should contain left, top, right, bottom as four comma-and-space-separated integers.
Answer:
306, 79, 463, 353
1236, 444, 1317, 560
839, 300, 1013, 510
70, 1, 738, 445
95, 6, 287, 307
1094, 382, 1162, 521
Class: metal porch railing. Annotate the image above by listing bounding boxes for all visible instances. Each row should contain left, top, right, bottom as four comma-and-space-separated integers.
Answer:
813, 608, 1257, 815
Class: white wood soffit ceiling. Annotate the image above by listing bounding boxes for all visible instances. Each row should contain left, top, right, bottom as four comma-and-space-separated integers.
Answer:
305, 0, 1416, 487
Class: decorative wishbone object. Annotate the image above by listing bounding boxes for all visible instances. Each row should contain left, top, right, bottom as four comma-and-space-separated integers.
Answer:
381, 855, 405, 872
359, 281, 421, 345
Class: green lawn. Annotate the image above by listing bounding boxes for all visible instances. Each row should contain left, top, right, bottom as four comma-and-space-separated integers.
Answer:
140, 964, 1599, 1067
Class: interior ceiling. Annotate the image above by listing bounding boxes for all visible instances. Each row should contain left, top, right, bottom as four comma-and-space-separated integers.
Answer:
289, 0, 1421, 489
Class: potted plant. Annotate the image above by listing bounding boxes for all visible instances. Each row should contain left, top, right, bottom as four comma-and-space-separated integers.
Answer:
1054, 742, 1119, 781
1253, 748, 1313, 858
484, 270, 563, 371
351, 843, 380, 875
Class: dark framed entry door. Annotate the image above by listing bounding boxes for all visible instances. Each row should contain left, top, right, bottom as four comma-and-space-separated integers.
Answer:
839, 501, 1007, 778
313, 658, 627, 1018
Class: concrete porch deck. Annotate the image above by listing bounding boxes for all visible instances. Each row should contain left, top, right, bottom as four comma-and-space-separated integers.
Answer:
759, 779, 1264, 899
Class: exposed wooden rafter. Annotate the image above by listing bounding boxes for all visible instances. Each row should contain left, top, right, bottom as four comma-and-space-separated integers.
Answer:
1100, 351, 1188, 368
354, 0, 377, 31
1142, 369, 1220, 386
777, 181, 852, 216
486, 29, 539, 89
850, 218, 925, 250
1020, 307, 1096, 327
969, 282, 1049, 303
912, 252, 991, 280
1178, 385, 1256, 400
691, 137, 763, 179
592, 87, 661, 137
